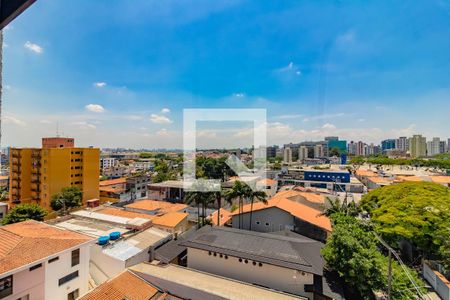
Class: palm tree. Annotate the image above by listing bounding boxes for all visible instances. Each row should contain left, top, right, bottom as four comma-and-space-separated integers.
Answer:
322, 197, 359, 217
247, 188, 267, 231
185, 191, 205, 228
223, 180, 247, 229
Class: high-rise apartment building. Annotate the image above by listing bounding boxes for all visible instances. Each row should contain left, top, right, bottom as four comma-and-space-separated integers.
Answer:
314, 144, 324, 158
409, 134, 427, 158
381, 139, 396, 152
356, 141, 365, 156
396, 136, 409, 151
298, 146, 308, 162
9, 139, 100, 211
426, 137, 444, 156
283, 147, 292, 164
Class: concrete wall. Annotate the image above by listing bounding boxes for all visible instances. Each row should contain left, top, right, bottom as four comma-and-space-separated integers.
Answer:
231, 207, 294, 232
3, 244, 90, 300
44, 244, 91, 300
4, 265, 45, 300
423, 262, 450, 300
90, 244, 125, 282
187, 247, 314, 299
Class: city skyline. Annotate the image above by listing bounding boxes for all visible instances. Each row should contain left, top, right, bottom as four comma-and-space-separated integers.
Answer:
3, 1, 450, 148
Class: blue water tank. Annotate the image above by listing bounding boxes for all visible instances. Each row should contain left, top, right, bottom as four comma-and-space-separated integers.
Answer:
109, 232, 121, 240
98, 236, 110, 245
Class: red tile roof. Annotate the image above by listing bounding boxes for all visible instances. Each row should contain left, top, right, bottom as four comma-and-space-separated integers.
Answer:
0, 220, 93, 275
230, 190, 332, 232
125, 200, 187, 214
99, 178, 126, 186
209, 209, 232, 226
80, 270, 159, 300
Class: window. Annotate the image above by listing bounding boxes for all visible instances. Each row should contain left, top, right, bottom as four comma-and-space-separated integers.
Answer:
67, 289, 79, 300
58, 271, 78, 286
265, 222, 270, 226
49, 257, 59, 263
255, 221, 260, 225
29, 263, 42, 271
71, 249, 80, 267
0, 275, 12, 298
17, 295, 29, 300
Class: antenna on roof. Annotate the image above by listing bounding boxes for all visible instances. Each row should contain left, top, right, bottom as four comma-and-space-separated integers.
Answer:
56, 121, 60, 137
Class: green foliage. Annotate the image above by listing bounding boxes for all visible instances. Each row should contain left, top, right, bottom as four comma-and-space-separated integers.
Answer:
348, 155, 450, 169
195, 156, 234, 180
322, 197, 359, 217
2, 204, 48, 224
139, 152, 153, 158
153, 159, 177, 183
329, 147, 341, 157
360, 182, 450, 269
185, 183, 218, 228
50, 187, 82, 212
322, 214, 425, 299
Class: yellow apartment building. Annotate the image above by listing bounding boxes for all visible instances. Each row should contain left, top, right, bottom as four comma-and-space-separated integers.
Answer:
9, 147, 100, 211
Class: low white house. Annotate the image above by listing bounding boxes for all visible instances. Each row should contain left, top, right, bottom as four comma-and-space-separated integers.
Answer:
181, 226, 344, 299
0, 220, 94, 300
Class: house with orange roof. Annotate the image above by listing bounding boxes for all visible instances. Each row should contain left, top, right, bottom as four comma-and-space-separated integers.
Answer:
230, 190, 332, 242
0, 220, 94, 300
79, 270, 164, 300
99, 178, 129, 203
151, 212, 189, 234
366, 176, 394, 189
256, 178, 278, 197
124, 199, 188, 215
208, 209, 232, 226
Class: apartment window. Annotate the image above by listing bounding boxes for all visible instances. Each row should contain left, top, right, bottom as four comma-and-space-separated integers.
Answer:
71, 249, 80, 267
49, 257, 59, 263
67, 289, 79, 300
0, 275, 12, 298
265, 222, 270, 226
29, 263, 42, 271
255, 221, 260, 225
58, 271, 78, 286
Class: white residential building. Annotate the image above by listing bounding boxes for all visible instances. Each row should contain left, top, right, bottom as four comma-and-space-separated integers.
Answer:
0, 220, 94, 300
298, 146, 308, 162
427, 137, 442, 156
100, 157, 117, 169
283, 147, 293, 164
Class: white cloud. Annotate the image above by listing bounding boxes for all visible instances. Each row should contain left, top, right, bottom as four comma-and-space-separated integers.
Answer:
322, 123, 336, 129
4, 115, 26, 126
358, 118, 365, 122
24, 41, 43, 54
276, 62, 302, 76
303, 112, 345, 122
233, 93, 245, 98
85, 104, 105, 113
39, 120, 53, 124
72, 121, 96, 130
156, 128, 170, 137
161, 108, 170, 113
150, 114, 173, 124
93, 82, 107, 88
125, 115, 144, 121
273, 113, 303, 120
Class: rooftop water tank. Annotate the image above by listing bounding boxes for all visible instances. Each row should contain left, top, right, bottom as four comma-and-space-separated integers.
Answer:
109, 231, 121, 241
98, 236, 110, 245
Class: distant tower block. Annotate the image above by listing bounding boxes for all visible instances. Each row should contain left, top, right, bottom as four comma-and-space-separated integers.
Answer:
42, 137, 75, 148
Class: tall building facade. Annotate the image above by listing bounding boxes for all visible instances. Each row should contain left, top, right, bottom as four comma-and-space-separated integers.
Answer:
42, 137, 75, 148
10, 147, 100, 211
283, 147, 292, 163
381, 139, 396, 152
396, 137, 409, 151
298, 146, 308, 162
409, 135, 427, 158
426, 137, 443, 156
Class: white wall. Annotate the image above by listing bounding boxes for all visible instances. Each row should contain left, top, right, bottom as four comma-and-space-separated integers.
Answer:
187, 248, 314, 299
90, 245, 125, 283
3, 265, 45, 300
44, 244, 91, 300
2, 243, 91, 300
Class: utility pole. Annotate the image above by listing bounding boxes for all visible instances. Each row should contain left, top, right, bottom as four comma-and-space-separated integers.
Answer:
387, 250, 392, 300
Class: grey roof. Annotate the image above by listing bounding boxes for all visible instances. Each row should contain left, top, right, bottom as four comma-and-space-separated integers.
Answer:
180, 226, 324, 275
155, 227, 197, 263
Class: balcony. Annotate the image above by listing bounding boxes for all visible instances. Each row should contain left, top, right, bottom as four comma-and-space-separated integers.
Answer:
31, 150, 41, 158
31, 166, 40, 174
11, 166, 21, 173
31, 175, 40, 183
11, 199, 21, 204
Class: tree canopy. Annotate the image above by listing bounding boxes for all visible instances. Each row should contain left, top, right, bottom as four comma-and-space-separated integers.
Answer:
2, 203, 47, 224
50, 186, 83, 212
322, 213, 425, 299
360, 181, 450, 269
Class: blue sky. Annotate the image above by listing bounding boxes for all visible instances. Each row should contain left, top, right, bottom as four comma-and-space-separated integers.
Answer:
3, 0, 450, 148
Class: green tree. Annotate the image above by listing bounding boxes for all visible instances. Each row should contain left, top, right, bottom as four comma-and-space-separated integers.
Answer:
360, 181, 450, 269
247, 188, 267, 231
50, 186, 83, 214
329, 147, 341, 157
2, 204, 47, 224
322, 214, 425, 299
322, 197, 359, 217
